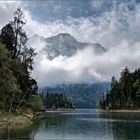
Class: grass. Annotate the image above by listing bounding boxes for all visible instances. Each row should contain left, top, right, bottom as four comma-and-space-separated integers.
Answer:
0, 108, 34, 129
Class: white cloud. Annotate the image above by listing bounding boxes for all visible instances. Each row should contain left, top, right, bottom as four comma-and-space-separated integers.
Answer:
0, 1, 21, 28
29, 0, 140, 87
23, 1, 140, 50
1, 1, 140, 87
31, 38, 140, 87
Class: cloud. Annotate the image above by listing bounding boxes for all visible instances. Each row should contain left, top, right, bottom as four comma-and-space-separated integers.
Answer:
31, 38, 140, 87
0, 1, 21, 28
23, 0, 140, 49
1, 0, 140, 87
28, 0, 140, 87
32, 45, 105, 87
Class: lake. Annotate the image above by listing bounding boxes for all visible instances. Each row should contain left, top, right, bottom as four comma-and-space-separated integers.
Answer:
1, 109, 140, 140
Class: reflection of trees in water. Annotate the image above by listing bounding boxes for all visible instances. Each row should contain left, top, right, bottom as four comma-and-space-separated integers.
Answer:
44, 112, 111, 135
99, 112, 140, 140
0, 118, 44, 139
2, 111, 140, 140
44, 112, 71, 128
0, 125, 34, 139
0, 112, 71, 139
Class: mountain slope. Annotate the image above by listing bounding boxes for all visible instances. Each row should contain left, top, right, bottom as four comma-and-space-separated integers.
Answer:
41, 82, 111, 108
45, 33, 106, 59
30, 33, 109, 108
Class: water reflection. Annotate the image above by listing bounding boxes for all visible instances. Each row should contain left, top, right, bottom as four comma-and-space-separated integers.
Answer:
0, 110, 140, 140
106, 112, 140, 140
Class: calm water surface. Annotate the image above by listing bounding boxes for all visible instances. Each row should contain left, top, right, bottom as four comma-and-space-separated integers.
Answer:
1, 109, 140, 140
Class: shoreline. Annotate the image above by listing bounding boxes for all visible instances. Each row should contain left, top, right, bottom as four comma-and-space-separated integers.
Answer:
98, 109, 140, 113
0, 115, 32, 130
46, 108, 74, 113
0, 110, 44, 129
0, 108, 73, 128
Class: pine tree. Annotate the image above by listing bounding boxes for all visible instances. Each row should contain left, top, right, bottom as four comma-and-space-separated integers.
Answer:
0, 8, 38, 112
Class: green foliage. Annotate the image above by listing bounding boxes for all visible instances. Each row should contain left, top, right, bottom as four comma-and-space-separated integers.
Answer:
28, 95, 44, 112
100, 67, 140, 109
45, 83, 110, 108
99, 98, 106, 109
0, 43, 22, 110
0, 9, 39, 112
0, 23, 15, 53
43, 93, 73, 109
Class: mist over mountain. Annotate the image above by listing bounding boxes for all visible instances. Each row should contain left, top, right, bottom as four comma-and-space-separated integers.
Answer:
30, 33, 109, 108
29, 32, 111, 87
29, 31, 140, 108
44, 33, 106, 59
41, 82, 111, 108
31, 33, 106, 60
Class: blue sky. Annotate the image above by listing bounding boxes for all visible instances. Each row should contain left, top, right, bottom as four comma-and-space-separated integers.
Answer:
23, 0, 105, 22
23, 0, 137, 22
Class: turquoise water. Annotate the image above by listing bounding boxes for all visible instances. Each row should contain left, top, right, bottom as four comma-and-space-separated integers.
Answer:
1, 109, 140, 140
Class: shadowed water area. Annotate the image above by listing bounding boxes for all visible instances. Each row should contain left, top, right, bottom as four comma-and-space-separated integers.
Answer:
1, 109, 140, 140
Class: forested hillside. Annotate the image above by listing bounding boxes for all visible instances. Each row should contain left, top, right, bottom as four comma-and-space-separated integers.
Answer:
99, 67, 140, 109
0, 9, 43, 112
42, 93, 73, 109
42, 82, 110, 108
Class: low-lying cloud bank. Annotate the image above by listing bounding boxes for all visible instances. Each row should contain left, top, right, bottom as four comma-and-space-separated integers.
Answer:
31, 37, 140, 87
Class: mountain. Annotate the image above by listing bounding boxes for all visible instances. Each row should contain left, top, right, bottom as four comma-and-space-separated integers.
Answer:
41, 82, 111, 108
30, 33, 106, 60
45, 33, 106, 59
30, 33, 109, 108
